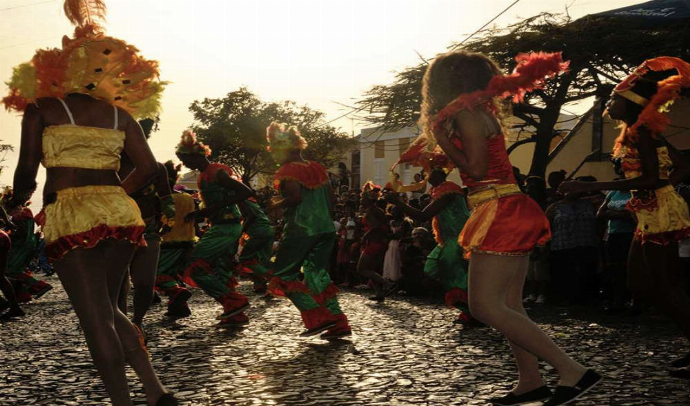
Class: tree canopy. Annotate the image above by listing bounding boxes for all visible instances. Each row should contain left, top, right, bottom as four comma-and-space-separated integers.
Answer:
356, 12, 690, 177
190, 88, 356, 183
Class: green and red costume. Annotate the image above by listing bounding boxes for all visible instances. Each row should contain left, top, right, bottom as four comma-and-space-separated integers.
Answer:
236, 199, 274, 291
7, 207, 50, 302
269, 161, 350, 334
156, 191, 196, 312
423, 181, 473, 322
182, 163, 249, 320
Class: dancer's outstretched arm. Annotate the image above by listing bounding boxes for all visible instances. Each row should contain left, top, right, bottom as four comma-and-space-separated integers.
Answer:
384, 192, 452, 221
561, 130, 661, 195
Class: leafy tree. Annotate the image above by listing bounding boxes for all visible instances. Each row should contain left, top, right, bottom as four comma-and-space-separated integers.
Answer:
357, 12, 690, 177
189, 88, 356, 183
0, 142, 14, 172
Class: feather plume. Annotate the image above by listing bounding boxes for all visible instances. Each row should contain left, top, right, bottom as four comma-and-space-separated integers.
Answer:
63, 0, 107, 27
614, 57, 690, 155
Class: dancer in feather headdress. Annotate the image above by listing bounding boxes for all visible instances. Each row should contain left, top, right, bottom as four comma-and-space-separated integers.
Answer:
266, 122, 351, 339
175, 130, 253, 326
385, 148, 479, 326
154, 161, 195, 318
561, 57, 690, 381
419, 50, 600, 406
4, 0, 175, 404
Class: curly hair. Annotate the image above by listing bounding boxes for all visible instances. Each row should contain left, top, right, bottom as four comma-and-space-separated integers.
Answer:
419, 51, 510, 142
266, 122, 308, 152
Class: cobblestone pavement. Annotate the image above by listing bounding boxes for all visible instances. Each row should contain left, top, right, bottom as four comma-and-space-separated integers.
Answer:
1, 275, 689, 406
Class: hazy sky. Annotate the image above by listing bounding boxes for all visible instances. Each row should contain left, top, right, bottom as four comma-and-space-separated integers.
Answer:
0, 0, 644, 199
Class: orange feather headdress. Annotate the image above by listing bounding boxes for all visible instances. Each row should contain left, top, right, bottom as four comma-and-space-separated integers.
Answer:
613, 57, 690, 155
175, 130, 212, 156
2, 0, 165, 119
361, 181, 382, 200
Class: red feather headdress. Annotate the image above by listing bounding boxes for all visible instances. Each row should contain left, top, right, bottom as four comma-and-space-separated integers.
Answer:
614, 57, 690, 154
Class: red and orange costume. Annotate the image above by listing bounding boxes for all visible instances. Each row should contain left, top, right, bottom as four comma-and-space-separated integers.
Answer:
613, 57, 690, 244
427, 53, 568, 257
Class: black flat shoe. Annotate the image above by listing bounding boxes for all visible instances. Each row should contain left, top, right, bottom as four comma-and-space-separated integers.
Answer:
543, 369, 602, 406
155, 393, 178, 406
671, 351, 690, 368
382, 281, 399, 298
216, 303, 250, 320
669, 367, 690, 380
300, 321, 337, 337
490, 385, 552, 405
367, 296, 385, 302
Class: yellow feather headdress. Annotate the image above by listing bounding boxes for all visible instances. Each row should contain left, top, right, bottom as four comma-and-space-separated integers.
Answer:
2, 0, 166, 119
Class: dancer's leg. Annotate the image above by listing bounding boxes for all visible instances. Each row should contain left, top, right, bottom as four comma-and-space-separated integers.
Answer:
103, 242, 167, 405
272, 235, 339, 330
129, 237, 161, 326
302, 233, 350, 332
54, 241, 137, 406
468, 253, 586, 386
185, 224, 247, 312
156, 245, 192, 315
356, 253, 390, 296
504, 258, 544, 394
640, 241, 690, 342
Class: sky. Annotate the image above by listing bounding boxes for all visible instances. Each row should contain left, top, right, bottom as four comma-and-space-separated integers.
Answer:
0, 0, 645, 207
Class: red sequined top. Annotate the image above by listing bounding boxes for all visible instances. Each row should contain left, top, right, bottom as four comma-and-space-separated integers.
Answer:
450, 133, 516, 188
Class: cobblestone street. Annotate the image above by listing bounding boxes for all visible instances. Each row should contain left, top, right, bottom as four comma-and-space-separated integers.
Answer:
1, 276, 689, 405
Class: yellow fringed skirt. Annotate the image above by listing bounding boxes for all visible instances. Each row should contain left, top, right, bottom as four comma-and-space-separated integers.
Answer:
628, 185, 690, 244
41, 185, 146, 260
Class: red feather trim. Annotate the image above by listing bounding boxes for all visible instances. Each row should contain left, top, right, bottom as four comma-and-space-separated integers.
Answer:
433, 52, 569, 134
300, 307, 337, 330
635, 227, 690, 245
444, 287, 468, 308
267, 277, 310, 297
45, 224, 145, 261
198, 163, 235, 186
181, 259, 210, 288
273, 161, 329, 190
430, 181, 464, 200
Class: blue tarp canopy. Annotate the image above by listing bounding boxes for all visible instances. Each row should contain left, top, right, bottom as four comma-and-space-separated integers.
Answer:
591, 0, 690, 21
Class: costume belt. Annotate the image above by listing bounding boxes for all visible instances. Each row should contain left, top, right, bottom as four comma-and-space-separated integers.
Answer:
467, 183, 522, 209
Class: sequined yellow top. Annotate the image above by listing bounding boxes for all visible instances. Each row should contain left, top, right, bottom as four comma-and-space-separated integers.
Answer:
41, 99, 124, 170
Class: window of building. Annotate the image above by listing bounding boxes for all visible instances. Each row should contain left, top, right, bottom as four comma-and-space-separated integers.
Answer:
375, 140, 385, 159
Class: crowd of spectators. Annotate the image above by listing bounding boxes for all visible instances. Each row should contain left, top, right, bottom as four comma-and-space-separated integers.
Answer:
319, 165, 690, 312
